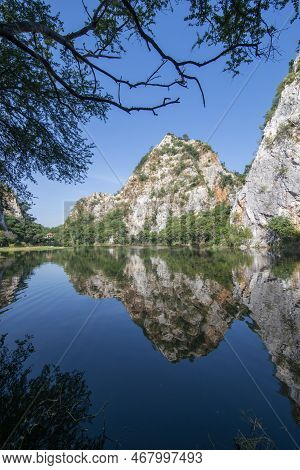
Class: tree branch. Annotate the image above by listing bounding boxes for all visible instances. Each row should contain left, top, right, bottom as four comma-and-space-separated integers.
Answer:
1, 32, 180, 115
0, 3, 266, 113
0, 21, 184, 92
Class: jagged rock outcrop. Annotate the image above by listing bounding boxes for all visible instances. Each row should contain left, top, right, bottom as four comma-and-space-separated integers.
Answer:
69, 192, 115, 222
68, 134, 240, 239
231, 55, 300, 245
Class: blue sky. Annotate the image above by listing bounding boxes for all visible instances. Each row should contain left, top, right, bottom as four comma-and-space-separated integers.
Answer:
27, 0, 300, 227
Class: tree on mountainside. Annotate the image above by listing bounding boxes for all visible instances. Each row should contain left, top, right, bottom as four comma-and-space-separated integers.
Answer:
0, 0, 299, 206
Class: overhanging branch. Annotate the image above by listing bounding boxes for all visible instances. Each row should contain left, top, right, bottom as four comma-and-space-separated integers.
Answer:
1, 32, 180, 115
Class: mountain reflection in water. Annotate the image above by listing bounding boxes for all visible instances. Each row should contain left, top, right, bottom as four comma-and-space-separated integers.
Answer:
0, 247, 299, 449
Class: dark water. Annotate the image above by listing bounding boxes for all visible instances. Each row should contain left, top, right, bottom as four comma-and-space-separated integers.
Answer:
0, 247, 299, 450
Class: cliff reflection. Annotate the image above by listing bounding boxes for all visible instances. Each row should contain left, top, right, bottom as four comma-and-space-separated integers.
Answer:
233, 254, 300, 421
57, 248, 250, 362
0, 247, 299, 423
0, 253, 45, 310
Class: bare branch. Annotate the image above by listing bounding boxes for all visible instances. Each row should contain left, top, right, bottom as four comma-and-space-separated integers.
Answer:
120, 0, 206, 105
0, 21, 185, 93
1, 32, 180, 115
65, 1, 110, 40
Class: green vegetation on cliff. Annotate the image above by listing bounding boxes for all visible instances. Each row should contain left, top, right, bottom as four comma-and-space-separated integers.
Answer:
62, 205, 128, 246
62, 203, 250, 248
137, 203, 250, 247
267, 216, 300, 246
262, 59, 300, 129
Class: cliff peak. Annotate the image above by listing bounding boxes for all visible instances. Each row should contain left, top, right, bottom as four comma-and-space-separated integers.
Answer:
67, 133, 241, 242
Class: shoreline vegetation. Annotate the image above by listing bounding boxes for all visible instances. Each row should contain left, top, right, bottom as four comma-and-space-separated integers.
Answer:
0, 243, 294, 255
0, 243, 248, 254
0, 246, 65, 253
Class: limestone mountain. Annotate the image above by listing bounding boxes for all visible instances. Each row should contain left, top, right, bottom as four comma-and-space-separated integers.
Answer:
67, 54, 300, 248
67, 134, 243, 243
231, 55, 300, 246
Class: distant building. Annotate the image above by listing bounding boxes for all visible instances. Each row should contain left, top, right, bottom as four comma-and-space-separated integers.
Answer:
45, 232, 55, 239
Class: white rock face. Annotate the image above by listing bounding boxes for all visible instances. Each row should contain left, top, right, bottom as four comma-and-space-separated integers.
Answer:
69, 134, 238, 240
70, 192, 115, 220
0, 189, 23, 230
231, 55, 300, 245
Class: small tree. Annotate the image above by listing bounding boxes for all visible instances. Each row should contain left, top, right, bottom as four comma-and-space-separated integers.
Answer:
267, 216, 298, 243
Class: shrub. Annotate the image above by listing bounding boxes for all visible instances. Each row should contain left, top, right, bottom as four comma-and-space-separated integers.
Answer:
244, 161, 253, 174
157, 187, 167, 198
258, 185, 267, 194
134, 151, 150, 173
184, 144, 199, 160
219, 173, 235, 189
275, 119, 295, 142
158, 144, 171, 156
174, 160, 187, 175
262, 59, 300, 129
264, 135, 274, 148
189, 174, 204, 188
275, 164, 288, 179
198, 141, 213, 153
138, 172, 148, 182
267, 216, 298, 242
0, 231, 9, 247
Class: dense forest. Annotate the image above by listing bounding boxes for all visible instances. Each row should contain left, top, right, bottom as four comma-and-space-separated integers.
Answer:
0, 213, 60, 247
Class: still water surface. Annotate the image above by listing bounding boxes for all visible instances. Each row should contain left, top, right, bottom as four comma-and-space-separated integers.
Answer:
0, 247, 299, 449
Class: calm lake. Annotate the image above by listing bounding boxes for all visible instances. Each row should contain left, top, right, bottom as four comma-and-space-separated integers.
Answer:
0, 247, 299, 450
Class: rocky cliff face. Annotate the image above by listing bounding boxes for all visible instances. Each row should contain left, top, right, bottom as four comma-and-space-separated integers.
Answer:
0, 188, 23, 231
231, 56, 300, 245
69, 134, 240, 239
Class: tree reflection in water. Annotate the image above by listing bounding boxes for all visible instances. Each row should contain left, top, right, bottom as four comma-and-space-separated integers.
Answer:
0, 334, 113, 450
